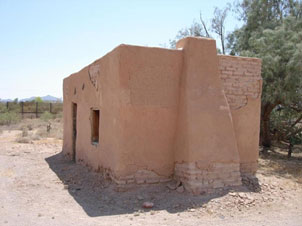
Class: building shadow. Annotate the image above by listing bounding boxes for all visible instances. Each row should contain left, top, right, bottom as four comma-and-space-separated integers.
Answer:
45, 152, 261, 217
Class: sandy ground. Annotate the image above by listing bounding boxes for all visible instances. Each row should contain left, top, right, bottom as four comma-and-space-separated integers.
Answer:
0, 129, 302, 226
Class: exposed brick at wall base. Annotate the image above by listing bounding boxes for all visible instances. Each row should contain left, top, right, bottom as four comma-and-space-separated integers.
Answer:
240, 162, 258, 176
174, 162, 242, 194
67, 155, 172, 186
110, 170, 172, 185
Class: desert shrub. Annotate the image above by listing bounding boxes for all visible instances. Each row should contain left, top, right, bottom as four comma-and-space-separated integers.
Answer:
54, 112, 63, 122
22, 127, 28, 137
27, 124, 33, 131
40, 112, 53, 121
16, 136, 30, 143
55, 111, 63, 118
32, 134, 41, 140
16, 133, 41, 143
0, 103, 7, 112
0, 111, 21, 125
36, 127, 48, 137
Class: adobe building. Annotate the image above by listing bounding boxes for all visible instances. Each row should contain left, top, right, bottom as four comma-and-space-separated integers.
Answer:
63, 37, 262, 194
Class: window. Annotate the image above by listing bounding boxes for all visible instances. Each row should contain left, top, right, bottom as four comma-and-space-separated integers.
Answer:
91, 109, 100, 144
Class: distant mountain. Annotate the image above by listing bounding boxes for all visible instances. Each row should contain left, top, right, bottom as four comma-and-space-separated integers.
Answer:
20, 95, 62, 102
0, 98, 13, 102
19, 96, 35, 102
41, 95, 62, 102
0, 95, 62, 103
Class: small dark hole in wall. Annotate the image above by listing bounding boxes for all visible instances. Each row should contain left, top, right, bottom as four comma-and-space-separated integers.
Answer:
91, 109, 100, 144
82, 83, 85, 90
74, 88, 76, 95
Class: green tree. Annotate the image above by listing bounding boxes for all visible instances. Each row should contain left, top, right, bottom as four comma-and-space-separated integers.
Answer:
271, 105, 302, 157
227, 0, 302, 148
227, 0, 302, 54
35, 97, 43, 103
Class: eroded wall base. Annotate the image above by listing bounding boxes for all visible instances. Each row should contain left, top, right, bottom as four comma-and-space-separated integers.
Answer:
240, 162, 258, 176
174, 162, 242, 194
110, 170, 172, 185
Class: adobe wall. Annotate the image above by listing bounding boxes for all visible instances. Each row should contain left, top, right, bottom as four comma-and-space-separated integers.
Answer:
218, 55, 262, 175
63, 37, 262, 192
63, 45, 183, 184
63, 47, 123, 176
173, 38, 242, 194
110, 45, 183, 184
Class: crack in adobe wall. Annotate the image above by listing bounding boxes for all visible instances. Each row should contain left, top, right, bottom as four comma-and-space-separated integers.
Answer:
88, 64, 100, 91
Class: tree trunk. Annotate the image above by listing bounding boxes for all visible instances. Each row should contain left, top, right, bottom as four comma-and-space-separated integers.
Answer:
262, 116, 271, 147
288, 143, 293, 158
260, 102, 279, 148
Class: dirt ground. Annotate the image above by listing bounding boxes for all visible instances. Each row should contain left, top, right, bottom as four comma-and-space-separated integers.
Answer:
0, 122, 302, 226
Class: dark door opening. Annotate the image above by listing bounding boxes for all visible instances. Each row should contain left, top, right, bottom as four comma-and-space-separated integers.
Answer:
72, 103, 77, 162
91, 109, 100, 144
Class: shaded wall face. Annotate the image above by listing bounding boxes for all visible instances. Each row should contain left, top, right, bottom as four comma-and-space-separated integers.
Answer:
115, 46, 183, 178
218, 56, 262, 174
63, 49, 122, 173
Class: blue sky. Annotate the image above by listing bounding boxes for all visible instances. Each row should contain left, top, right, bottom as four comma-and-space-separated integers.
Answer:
0, 0, 242, 99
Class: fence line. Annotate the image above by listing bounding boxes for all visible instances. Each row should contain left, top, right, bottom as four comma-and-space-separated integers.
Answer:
0, 101, 63, 118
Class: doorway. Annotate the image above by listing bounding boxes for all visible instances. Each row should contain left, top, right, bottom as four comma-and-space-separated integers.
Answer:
72, 103, 77, 162
91, 109, 100, 144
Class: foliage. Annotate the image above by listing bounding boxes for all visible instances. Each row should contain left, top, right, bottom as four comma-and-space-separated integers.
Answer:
40, 111, 53, 121
227, 0, 302, 147
271, 105, 302, 144
55, 112, 63, 120
35, 97, 43, 103
0, 111, 21, 125
0, 103, 6, 112
241, 16, 302, 105
271, 105, 302, 157
227, 0, 302, 55
7, 102, 20, 112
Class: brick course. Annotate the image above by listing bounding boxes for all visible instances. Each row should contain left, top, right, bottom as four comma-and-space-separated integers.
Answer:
218, 55, 262, 109
240, 162, 258, 176
110, 169, 172, 185
174, 162, 242, 194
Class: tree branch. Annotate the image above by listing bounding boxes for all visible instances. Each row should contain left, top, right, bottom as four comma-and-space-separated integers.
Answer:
200, 12, 211, 38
